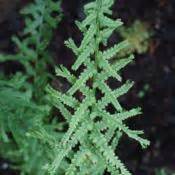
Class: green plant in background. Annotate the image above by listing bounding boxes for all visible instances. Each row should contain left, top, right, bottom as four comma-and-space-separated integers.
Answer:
138, 84, 150, 98
156, 168, 175, 175
156, 169, 168, 175
118, 20, 152, 56
45, 0, 150, 174
0, 0, 62, 174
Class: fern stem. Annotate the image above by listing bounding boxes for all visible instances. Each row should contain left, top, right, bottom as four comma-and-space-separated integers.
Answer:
93, 0, 102, 96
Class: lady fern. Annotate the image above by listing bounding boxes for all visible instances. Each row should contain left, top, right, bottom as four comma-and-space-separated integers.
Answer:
47, 0, 150, 174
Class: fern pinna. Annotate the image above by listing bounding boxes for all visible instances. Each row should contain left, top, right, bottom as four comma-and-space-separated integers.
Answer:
47, 0, 150, 174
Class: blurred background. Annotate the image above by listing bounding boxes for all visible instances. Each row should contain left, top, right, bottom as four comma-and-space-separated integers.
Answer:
0, 0, 175, 174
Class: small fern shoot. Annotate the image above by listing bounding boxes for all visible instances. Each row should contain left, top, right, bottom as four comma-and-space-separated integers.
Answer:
47, 0, 150, 174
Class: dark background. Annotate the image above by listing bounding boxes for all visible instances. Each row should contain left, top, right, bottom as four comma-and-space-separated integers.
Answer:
0, 0, 175, 174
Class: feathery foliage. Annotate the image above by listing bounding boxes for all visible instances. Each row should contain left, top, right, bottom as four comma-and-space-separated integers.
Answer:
46, 0, 150, 174
0, 0, 62, 174
118, 20, 152, 55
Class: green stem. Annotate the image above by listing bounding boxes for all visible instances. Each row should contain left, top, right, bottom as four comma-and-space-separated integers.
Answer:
92, 0, 102, 97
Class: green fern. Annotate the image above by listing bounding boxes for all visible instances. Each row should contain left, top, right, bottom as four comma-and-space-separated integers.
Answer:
0, 0, 62, 174
46, 0, 150, 174
118, 20, 152, 55
156, 168, 175, 175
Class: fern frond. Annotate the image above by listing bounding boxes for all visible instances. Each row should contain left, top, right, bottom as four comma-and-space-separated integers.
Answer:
66, 149, 95, 175
95, 107, 149, 148
65, 39, 79, 56
68, 65, 96, 95
90, 130, 131, 175
80, 24, 97, 51
49, 120, 93, 175
77, 12, 96, 30
98, 56, 122, 81
48, 97, 72, 121
100, 16, 123, 29
55, 65, 76, 83
72, 45, 94, 71
112, 54, 135, 71
0, 0, 63, 174
115, 107, 142, 121
95, 78, 123, 111
102, 40, 130, 60
47, 0, 149, 174
60, 96, 95, 145
46, 85, 79, 108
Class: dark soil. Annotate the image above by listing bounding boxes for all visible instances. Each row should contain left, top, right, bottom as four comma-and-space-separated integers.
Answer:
0, 0, 175, 174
